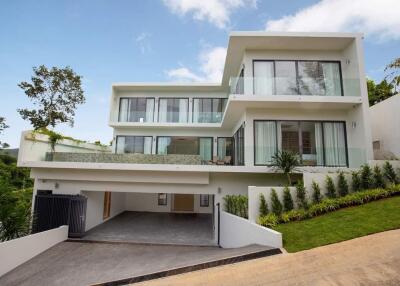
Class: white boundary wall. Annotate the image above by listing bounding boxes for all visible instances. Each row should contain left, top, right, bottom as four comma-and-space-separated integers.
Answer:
220, 211, 282, 248
0, 226, 68, 277
248, 186, 297, 223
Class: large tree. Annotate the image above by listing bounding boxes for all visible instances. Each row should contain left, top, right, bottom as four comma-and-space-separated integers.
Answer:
0, 117, 9, 149
367, 79, 396, 106
385, 57, 400, 92
18, 65, 85, 129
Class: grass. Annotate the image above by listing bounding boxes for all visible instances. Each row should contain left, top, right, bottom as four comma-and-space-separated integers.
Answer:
274, 195, 400, 253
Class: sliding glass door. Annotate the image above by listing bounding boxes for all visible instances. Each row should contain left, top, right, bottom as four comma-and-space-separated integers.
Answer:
193, 98, 227, 123
116, 136, 152, 154
323, 122, 347, 166
217, 137, 234, 164
233, 124, 244, 166
119, 98, 155, 122
158, 98, 188, 123
254, 121, 277, 165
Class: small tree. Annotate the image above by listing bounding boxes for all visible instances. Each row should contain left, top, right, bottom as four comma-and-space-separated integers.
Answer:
311, 180, 322, 203
270, 188, 282, 216
325, 176, 337, 198
18, 65, 85, 130
0, 117, 9, 149
259, 193, 269, 216
360, 164, 373, 190
351, 171, 362, 192
271, 150, 300, 185
337, 172, 349, 197
295, 180, 308, 209
385, 57, 400, 92
372, 165, 385, 189
383, 161, 398, 184
283, 186, 294, 212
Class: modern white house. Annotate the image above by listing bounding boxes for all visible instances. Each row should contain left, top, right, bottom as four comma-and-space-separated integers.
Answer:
370, 95, 400, 160
18, 31, 373, 248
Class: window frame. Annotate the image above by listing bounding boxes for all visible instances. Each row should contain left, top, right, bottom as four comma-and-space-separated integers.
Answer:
252, 60, 344, 97
115, 135, 153, 154
155, 136, 213, 161
192, 97, 227, 123
158, 193, 168, 206
118, 97, 155, 122
200, 194, 209, 207
157, 97, 189, 123
253, 119, 349, 167
217, 136, 234, 164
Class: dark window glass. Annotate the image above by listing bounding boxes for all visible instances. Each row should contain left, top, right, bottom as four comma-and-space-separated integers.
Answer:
200, 195, 209, 207
217, 137, 234, 165
193, 98, 227, 123
158, 193, 168, 205
116, 136, 152, 154
233, 124, 245, 166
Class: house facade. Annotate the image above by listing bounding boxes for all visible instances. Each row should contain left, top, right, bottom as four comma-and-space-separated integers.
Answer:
18, 32, 373, 247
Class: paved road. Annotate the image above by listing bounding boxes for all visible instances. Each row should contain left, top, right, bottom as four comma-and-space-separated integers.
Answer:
137, 229, 400, 286
0, 242, 271, 286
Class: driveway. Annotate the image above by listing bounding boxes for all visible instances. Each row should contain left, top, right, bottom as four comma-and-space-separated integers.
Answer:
82, 211, 215, 246
137, 229, 400, 286
0, 242, 273, 286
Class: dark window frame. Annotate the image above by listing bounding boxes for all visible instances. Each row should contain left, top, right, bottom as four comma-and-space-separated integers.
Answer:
157, 97, 189, 123
115, 135, 153, 154
200, 194, 210, 207
217, 136, 235, 164
233, 123, 245, 166
118, 97, 155, 122
158, 193, 168, 206
192, 97, 227, 123
252, 60, 344, 97
253, 119, 349, 167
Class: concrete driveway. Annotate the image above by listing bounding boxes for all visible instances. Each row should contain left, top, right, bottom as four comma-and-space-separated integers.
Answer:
82, 211, 215, 246
136, 229, 400, 286
0, 242, 274, 286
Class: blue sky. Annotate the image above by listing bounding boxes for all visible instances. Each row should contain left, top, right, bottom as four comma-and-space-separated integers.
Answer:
1, 0, 399, 147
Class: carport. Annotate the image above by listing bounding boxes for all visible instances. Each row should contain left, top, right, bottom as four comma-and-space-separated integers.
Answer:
81, 211, 216, 246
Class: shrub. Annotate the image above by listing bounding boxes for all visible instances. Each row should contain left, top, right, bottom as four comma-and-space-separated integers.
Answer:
259, 193, 269, 216
361, 164, 373, 190
283, 186, 294, 212
257, 213, 279, 228
337, 171, 349, 197
223, 195, 248, 218
325, 176, 337, 198
270, 188, 283, 215
373, 165, 385, 189
307, 198, 340, 217
311, 181, 322, 203
351, 171, 362, 192
271, 150, 300, 185
383, 161, 398, 184
295, 180, 308, 209
280, 209, 308, 223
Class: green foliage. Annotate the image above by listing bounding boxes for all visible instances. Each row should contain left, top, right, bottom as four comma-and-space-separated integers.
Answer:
337, 172, 349, 197
383, 161, 398, 184
0, 116, 9, 148
259, 193, 269, 216
280, 209, 307, 223
270, 188, 283, 215
351, 171, 362, 192
18, 65, 85, 129
257, 213, 279, 228
295, 180, 308, 209
361, 164, 373, 190
283, 186, 294, 212
385, 57, 400, 92
0, 154, 33, 189
367, 79, 396, 106
325, 176, 337, 198
223, 195, 248, 219
271, 150, 300, 185
311, 180, 322, 203
372, 165, 385, 189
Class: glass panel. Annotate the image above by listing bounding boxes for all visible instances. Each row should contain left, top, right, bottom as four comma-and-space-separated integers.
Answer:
158, 193, 167, 205
145, 98, 154, 122
235, 69, 244, 94
279, 121, 300, 154
233, 125, 244, 165
199, 138, 212, 162
321, 62, 342, 96
200, 194, 209, 207
192, 98, 226, 123
144, 137, 153, 154
116, 136, 125, 154
254, 121, 277, 165
300, 122, 322, 166
157, 137, 171, 154
323, 122, 347, 166
158, 98, 188, 123
275, 61, 297, 95
254, 61, 274, 95
217, 138, 233, 164
157, 137, 198, 155
116, 136, 152, 154
298, 61, 324, 95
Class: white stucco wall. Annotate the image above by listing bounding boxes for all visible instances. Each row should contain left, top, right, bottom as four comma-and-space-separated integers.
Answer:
370, 96, 400, 158
219, 211, 282, 248
0, 226, 68, 277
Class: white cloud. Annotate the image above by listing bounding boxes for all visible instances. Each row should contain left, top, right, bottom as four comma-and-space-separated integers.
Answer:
162, 0, 257, 29
166, 47, 227, 82
265, 0, 400, 41
135, 32, 152, 54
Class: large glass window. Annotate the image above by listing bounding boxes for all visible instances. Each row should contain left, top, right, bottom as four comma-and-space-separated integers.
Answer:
217, 137, 234, 165
233, 124, 245, 166
156, 136, 213, 163
116, 136, 153, 154
158, 98, 188, 123
254, 120, 347, 167
193, 98, 227, 123
253, 60, 342, 96
118, 98, 154, 122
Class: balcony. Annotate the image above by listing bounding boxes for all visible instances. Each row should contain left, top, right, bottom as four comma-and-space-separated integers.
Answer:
230, 77, 361, 97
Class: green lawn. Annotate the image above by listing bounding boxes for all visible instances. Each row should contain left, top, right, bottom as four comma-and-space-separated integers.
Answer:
274, 196, 400, 253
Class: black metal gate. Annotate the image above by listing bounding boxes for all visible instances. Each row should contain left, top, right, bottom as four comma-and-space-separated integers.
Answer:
33, 194, 87, 238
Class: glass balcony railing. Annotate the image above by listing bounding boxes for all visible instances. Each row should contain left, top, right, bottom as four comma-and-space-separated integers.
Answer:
230, 77, 361, 97
193, 112, 224, 123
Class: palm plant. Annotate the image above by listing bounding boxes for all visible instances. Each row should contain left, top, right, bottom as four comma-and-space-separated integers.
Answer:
271, 150, 300, 185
